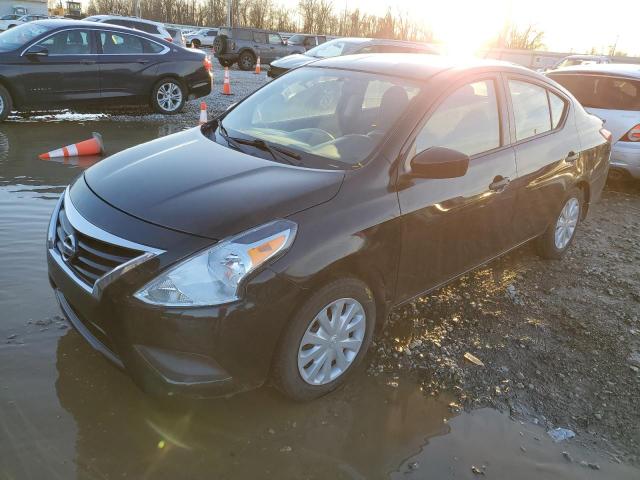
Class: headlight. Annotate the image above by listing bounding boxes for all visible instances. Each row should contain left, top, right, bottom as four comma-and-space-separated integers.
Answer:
134, 220, 297, 307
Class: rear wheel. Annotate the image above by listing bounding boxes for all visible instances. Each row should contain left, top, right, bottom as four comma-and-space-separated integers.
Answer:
272, 278, 376, 401
218, 58, 234, 68
150, 78, 186, 114
0, 84, 13, 122
191, 39, 201, 48
536, 187, 583, 259
238, 51, 256, 71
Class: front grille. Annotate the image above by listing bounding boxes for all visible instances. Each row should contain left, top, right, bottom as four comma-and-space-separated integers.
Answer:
54, 207, 143, 287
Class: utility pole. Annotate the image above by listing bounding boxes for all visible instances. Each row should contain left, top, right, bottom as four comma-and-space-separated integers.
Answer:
134, 0, 140, 18
227, 0, 232, 27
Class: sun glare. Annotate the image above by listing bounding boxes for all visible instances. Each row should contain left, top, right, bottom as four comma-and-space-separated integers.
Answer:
406, 0, 511, 56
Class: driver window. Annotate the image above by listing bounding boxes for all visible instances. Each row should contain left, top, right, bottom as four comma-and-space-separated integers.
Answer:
37, 29, 91, 55
415, 79, 501, 157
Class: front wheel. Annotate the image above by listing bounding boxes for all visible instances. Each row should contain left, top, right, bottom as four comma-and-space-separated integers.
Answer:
0, 84, 13, 121
191, 39, 201, 48
536, 188, 583, 259
150, 78, 186, 114
271, 278, 376, 401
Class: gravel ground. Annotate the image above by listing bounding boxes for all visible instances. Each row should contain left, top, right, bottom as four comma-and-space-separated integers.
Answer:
368, 181, 640, 465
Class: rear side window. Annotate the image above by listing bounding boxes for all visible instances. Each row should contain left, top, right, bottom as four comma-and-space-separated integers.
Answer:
268, 33, 282, 44
235, 29, 252, 41
132, 21, 160, 35
253, 32, 267, 43
509, 80, 551, 141
550, 74, 640, 111
416, 80, 501, 157
549, 91, 566, 128
100, 32, 162, 54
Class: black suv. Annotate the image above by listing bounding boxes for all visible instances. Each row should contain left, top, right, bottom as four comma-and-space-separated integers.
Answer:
213, 27, 304, 70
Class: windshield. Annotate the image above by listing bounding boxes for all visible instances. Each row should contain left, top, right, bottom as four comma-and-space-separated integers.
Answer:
216, 67, 421, 169
306, 39, 362, 58
0, 22, 52, 52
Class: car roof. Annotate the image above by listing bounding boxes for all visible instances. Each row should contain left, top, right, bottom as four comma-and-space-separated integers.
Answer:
86, 14, 163, 26
309, 53, 528, 81
547, 63, 640, 79
33, 18, 164, 35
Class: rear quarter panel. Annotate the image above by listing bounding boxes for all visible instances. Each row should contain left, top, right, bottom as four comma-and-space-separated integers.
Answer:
574, 105, 611, 207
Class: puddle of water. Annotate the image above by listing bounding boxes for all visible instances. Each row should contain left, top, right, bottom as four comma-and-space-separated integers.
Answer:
0, 119, 638, 479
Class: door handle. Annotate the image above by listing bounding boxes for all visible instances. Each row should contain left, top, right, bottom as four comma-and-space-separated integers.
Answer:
137, 59, 149, 64
565, 151, 579, 163
489, 176, 511, 192
82, 60, 96, 65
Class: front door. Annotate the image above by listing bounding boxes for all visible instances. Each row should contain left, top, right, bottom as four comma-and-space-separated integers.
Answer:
21, 28, 99, 105
396, 76, 518, 302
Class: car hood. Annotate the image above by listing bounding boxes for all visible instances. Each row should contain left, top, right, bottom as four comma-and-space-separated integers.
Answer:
271, 54, 316, 70
83, 127, 344, 240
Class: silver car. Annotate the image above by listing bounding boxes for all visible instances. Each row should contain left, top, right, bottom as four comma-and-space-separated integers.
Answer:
548, 64, 640, 180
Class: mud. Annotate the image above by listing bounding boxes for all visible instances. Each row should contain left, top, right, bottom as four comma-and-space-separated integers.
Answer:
370, 181, 640, 465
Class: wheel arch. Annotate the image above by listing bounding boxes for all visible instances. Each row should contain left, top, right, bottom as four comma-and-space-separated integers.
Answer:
0, 76, 19, 107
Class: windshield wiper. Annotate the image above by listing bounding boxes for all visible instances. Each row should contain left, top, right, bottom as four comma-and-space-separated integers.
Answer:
217, 122, 301, 166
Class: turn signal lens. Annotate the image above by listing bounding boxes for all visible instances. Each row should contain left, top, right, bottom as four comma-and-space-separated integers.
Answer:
621, 124, 640, 142
134, 220, 297, 307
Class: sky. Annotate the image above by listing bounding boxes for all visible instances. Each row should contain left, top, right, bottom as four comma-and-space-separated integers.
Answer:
280, 0, 639, 56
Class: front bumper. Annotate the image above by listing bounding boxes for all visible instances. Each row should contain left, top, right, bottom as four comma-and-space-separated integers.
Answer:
611, 141, 640, 179
48, 188, 302, 398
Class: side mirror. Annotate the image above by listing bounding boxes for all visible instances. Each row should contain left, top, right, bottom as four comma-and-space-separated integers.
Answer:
410, 147, 469, 179
25, 45, 48, 57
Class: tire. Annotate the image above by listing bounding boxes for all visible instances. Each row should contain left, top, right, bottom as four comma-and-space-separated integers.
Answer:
536, 187, 584, 259
7, 24, 16, 29
191, 39, 201, 48
150, 78, 186, 114
238, 51, 256, 71
218, 58, 234, 68
213, 35, 227, 55
0, 84, 12, 122
272, 278, 376, 401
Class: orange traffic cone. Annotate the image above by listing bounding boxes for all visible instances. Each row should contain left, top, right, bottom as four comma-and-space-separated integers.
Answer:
254, 56, 261, 74
199, 101, 208, 124
39, 132, 103, 160
222, 67, 232, 95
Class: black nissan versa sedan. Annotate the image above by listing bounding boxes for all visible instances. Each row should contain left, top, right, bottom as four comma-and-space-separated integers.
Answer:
0, 19, 212, 120
48, 54, 612, 401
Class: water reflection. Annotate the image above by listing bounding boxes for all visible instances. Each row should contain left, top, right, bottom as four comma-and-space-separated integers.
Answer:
55, 330, 453, 479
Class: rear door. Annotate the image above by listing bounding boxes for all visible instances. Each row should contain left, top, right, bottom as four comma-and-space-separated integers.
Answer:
252, 31, 269, 61
505, 75, 581, 241
396, 75, 518, 302
96, 29, 167, 101
21, 28, 99, 105
549, 72, 640, 142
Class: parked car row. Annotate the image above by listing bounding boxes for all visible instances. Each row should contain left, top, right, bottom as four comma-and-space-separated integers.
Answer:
0, 19, 212, 120
0, 13, 51, 31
